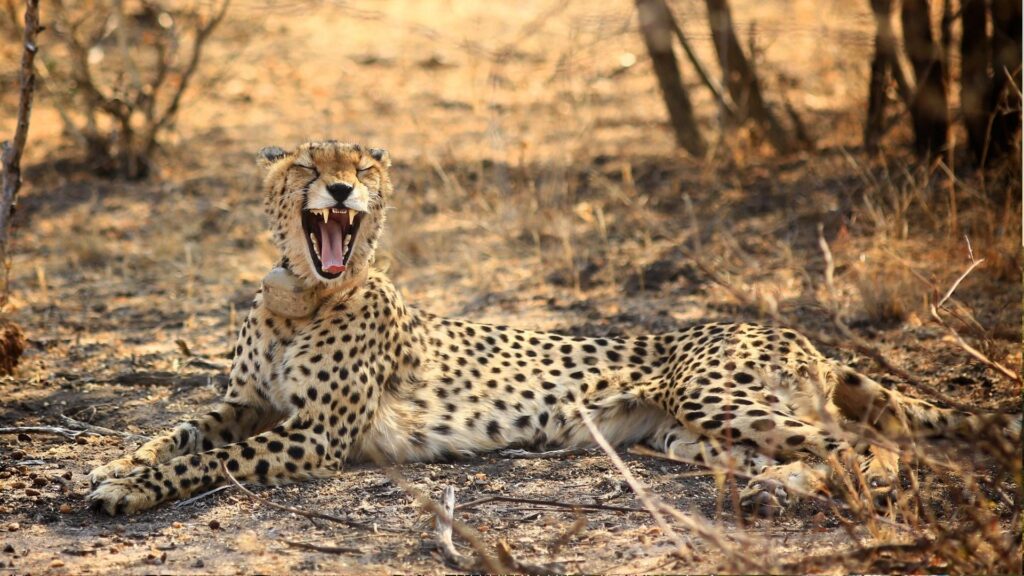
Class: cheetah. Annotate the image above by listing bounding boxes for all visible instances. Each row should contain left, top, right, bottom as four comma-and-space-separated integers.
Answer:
88, 140, 1019, 516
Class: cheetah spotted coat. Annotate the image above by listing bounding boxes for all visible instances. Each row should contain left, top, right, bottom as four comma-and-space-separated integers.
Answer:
87, 141, 1016, 516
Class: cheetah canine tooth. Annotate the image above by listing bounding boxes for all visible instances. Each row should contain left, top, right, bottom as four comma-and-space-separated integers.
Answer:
348, 211, 356, 225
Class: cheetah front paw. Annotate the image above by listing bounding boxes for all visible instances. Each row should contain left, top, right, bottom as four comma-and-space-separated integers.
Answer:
740, 477, 790, 518
87, 475, 160, 515
88, 457, 146, 489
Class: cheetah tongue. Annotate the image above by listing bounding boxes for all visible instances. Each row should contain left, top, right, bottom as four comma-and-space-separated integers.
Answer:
317, 219, 347, 273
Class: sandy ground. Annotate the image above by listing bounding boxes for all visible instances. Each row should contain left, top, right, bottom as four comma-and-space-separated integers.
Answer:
0, 0, 1020, 573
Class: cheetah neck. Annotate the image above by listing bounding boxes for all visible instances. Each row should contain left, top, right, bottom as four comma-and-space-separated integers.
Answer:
262, 264, 370, 319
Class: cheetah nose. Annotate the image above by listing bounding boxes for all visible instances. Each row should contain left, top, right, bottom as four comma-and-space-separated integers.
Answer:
326, 183, 353, 204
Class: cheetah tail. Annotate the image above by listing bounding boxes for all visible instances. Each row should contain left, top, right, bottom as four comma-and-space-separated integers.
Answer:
832, 366, 1021, 443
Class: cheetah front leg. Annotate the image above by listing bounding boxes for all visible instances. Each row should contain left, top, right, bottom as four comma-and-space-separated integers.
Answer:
89, 344, 380, 514
87, 401, 282, 488
87, 410, 338, 515
88, 293, 293, 508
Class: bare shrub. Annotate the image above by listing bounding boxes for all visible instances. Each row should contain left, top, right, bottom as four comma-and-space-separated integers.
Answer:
41, 0, 228, 179
853, 256, 918, 325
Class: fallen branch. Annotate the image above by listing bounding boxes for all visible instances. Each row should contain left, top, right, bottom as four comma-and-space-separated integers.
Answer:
220, 462, 402, 533
0, 426, 88, 439
59, 413, 149, 442
456, 495, 643, 514
281, 540, 361, 555
109, 371, 227, 388
497, 447, 596, 459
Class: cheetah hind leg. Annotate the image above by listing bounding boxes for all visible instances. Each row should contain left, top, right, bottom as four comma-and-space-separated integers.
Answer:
645, 423, 826, 517
738, 460, 830, 518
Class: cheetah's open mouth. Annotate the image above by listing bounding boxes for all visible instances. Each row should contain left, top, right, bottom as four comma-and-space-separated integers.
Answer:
302, 208, 364, 279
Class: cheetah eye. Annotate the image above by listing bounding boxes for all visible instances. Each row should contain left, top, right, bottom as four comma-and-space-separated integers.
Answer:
291, 164, 320, 178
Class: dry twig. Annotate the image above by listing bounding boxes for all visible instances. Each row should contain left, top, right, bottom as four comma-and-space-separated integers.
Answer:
456, 494, 643, 514
173, 485, 232, 508
0, 426, 90, 440
435, 486, 470, 569
928, 258, 1021, 385
281, 540, 361, 555
59, 413, 149, 442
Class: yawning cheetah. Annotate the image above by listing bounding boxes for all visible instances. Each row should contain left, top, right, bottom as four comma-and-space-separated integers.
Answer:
87, 141, 1017, 516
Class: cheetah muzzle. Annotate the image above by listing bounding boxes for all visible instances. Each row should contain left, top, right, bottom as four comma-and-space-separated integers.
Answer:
86, 140, 1021, 518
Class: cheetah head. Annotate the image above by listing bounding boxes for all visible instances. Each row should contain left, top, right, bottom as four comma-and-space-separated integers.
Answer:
257, 141, 391, 286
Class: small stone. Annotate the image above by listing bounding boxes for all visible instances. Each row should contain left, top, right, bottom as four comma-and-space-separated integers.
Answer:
24, 488, 40, 497
59, 503, 73, 514
50, 559, 65, 568
75, 436, 88, 445
2, 544, 13, 554
62, 471, 73, 480
208, 520, 221, 530
32, 477, 47, 487
193, 559, 205, 568
16, 433, 30, 443
9, 451, 24, 460
10, 482, 24, 490
171, 522, 183, 529
6, 523, 19, 532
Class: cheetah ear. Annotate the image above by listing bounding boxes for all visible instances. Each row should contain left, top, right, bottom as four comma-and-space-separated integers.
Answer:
369, 147, 391, 168
257, 146, 288, 171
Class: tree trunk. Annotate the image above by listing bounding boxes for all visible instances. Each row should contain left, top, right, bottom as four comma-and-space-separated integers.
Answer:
960, 0, 991, 162
865, 0, 898, 152
636, 0, 706, 156
986, 0, 1022, 162
901, 0, 949, 157
704, 0, 794, 153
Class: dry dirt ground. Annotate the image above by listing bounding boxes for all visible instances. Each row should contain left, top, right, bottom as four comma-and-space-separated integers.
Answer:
0, 1, 1021, 574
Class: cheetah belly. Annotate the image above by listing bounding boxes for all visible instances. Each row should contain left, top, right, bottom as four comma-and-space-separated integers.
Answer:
354, 388, 675, 464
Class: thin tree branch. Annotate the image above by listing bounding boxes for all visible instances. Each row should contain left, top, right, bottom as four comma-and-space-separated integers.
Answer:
145, 0, 230, 153
1, 0, 40, 308
664, 3, 737, 118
